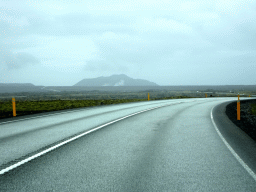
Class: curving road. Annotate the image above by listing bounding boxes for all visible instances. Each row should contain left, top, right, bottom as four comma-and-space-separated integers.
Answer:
0, 98, 256, 191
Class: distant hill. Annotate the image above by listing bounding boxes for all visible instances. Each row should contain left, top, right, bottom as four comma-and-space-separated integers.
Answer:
73, 74, 159, 86
0, 83, 35, 86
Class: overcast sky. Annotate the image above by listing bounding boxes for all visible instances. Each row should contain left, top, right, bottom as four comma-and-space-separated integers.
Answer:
1, 0, 256, 86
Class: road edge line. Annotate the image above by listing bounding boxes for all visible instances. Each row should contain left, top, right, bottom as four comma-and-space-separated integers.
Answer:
210, 106, 256, 182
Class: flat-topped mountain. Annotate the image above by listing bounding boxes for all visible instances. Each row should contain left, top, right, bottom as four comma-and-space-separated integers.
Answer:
73, 74, 159, 86
0, 83, 35, 86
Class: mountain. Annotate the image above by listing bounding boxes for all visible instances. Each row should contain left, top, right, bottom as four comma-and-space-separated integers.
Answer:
0, 83, 35, 86
73, 74, 159, 86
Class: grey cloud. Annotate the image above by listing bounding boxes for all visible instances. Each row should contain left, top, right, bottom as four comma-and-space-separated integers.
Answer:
0, 7, 35, 38
54, 13, 136, 36
59, 12, 133, 25
201, 25, 256, 51
93, 30, 213, 67
83, 60, 129, 73
1, 0, 255, 86
16, 52, 40, 64
0, 7, 65, 37
195, 9, 256, 51
1, 49, 40, 70
7, 11, 136, 37
0, 20, 12, 39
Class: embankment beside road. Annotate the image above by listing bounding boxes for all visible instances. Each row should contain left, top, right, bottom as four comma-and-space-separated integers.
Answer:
226, 99, 256, 142
0, 96, 191, 120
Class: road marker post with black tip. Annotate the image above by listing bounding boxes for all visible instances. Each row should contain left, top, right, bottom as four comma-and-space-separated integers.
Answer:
12, 97, 16, 117
237, 95, 240, 120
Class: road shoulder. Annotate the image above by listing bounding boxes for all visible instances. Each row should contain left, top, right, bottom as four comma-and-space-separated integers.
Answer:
212, 100, 256, 176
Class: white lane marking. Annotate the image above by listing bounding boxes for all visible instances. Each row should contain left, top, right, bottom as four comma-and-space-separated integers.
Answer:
211, 106, 256, 182
0, 102, 179, 175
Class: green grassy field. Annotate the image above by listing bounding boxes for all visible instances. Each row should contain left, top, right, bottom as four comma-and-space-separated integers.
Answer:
0, 96, 191, 119
251, 103, 256, 116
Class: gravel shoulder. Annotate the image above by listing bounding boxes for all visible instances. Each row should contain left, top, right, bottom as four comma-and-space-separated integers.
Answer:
225, 99, 256, 142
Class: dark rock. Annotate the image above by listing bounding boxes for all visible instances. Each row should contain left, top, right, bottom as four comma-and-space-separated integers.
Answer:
226, 99, 256, 142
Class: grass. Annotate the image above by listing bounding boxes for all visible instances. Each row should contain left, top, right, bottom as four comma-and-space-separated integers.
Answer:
0, 96, 191, 118
251, 103, 256, 116
0, 99, 146, 113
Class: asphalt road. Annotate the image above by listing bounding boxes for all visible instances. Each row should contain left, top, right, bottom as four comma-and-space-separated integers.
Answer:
0, 98, 256, 191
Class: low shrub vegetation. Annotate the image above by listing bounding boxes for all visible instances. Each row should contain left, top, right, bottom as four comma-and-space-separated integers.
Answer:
251, 103, 256, 116
0, 96, 192, 119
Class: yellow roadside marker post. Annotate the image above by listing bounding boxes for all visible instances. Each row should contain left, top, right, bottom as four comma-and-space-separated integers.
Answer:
237, 95, 240, 120
12, 97, 16, 117
148, 93, 150, 101
205, 93, 207, 98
